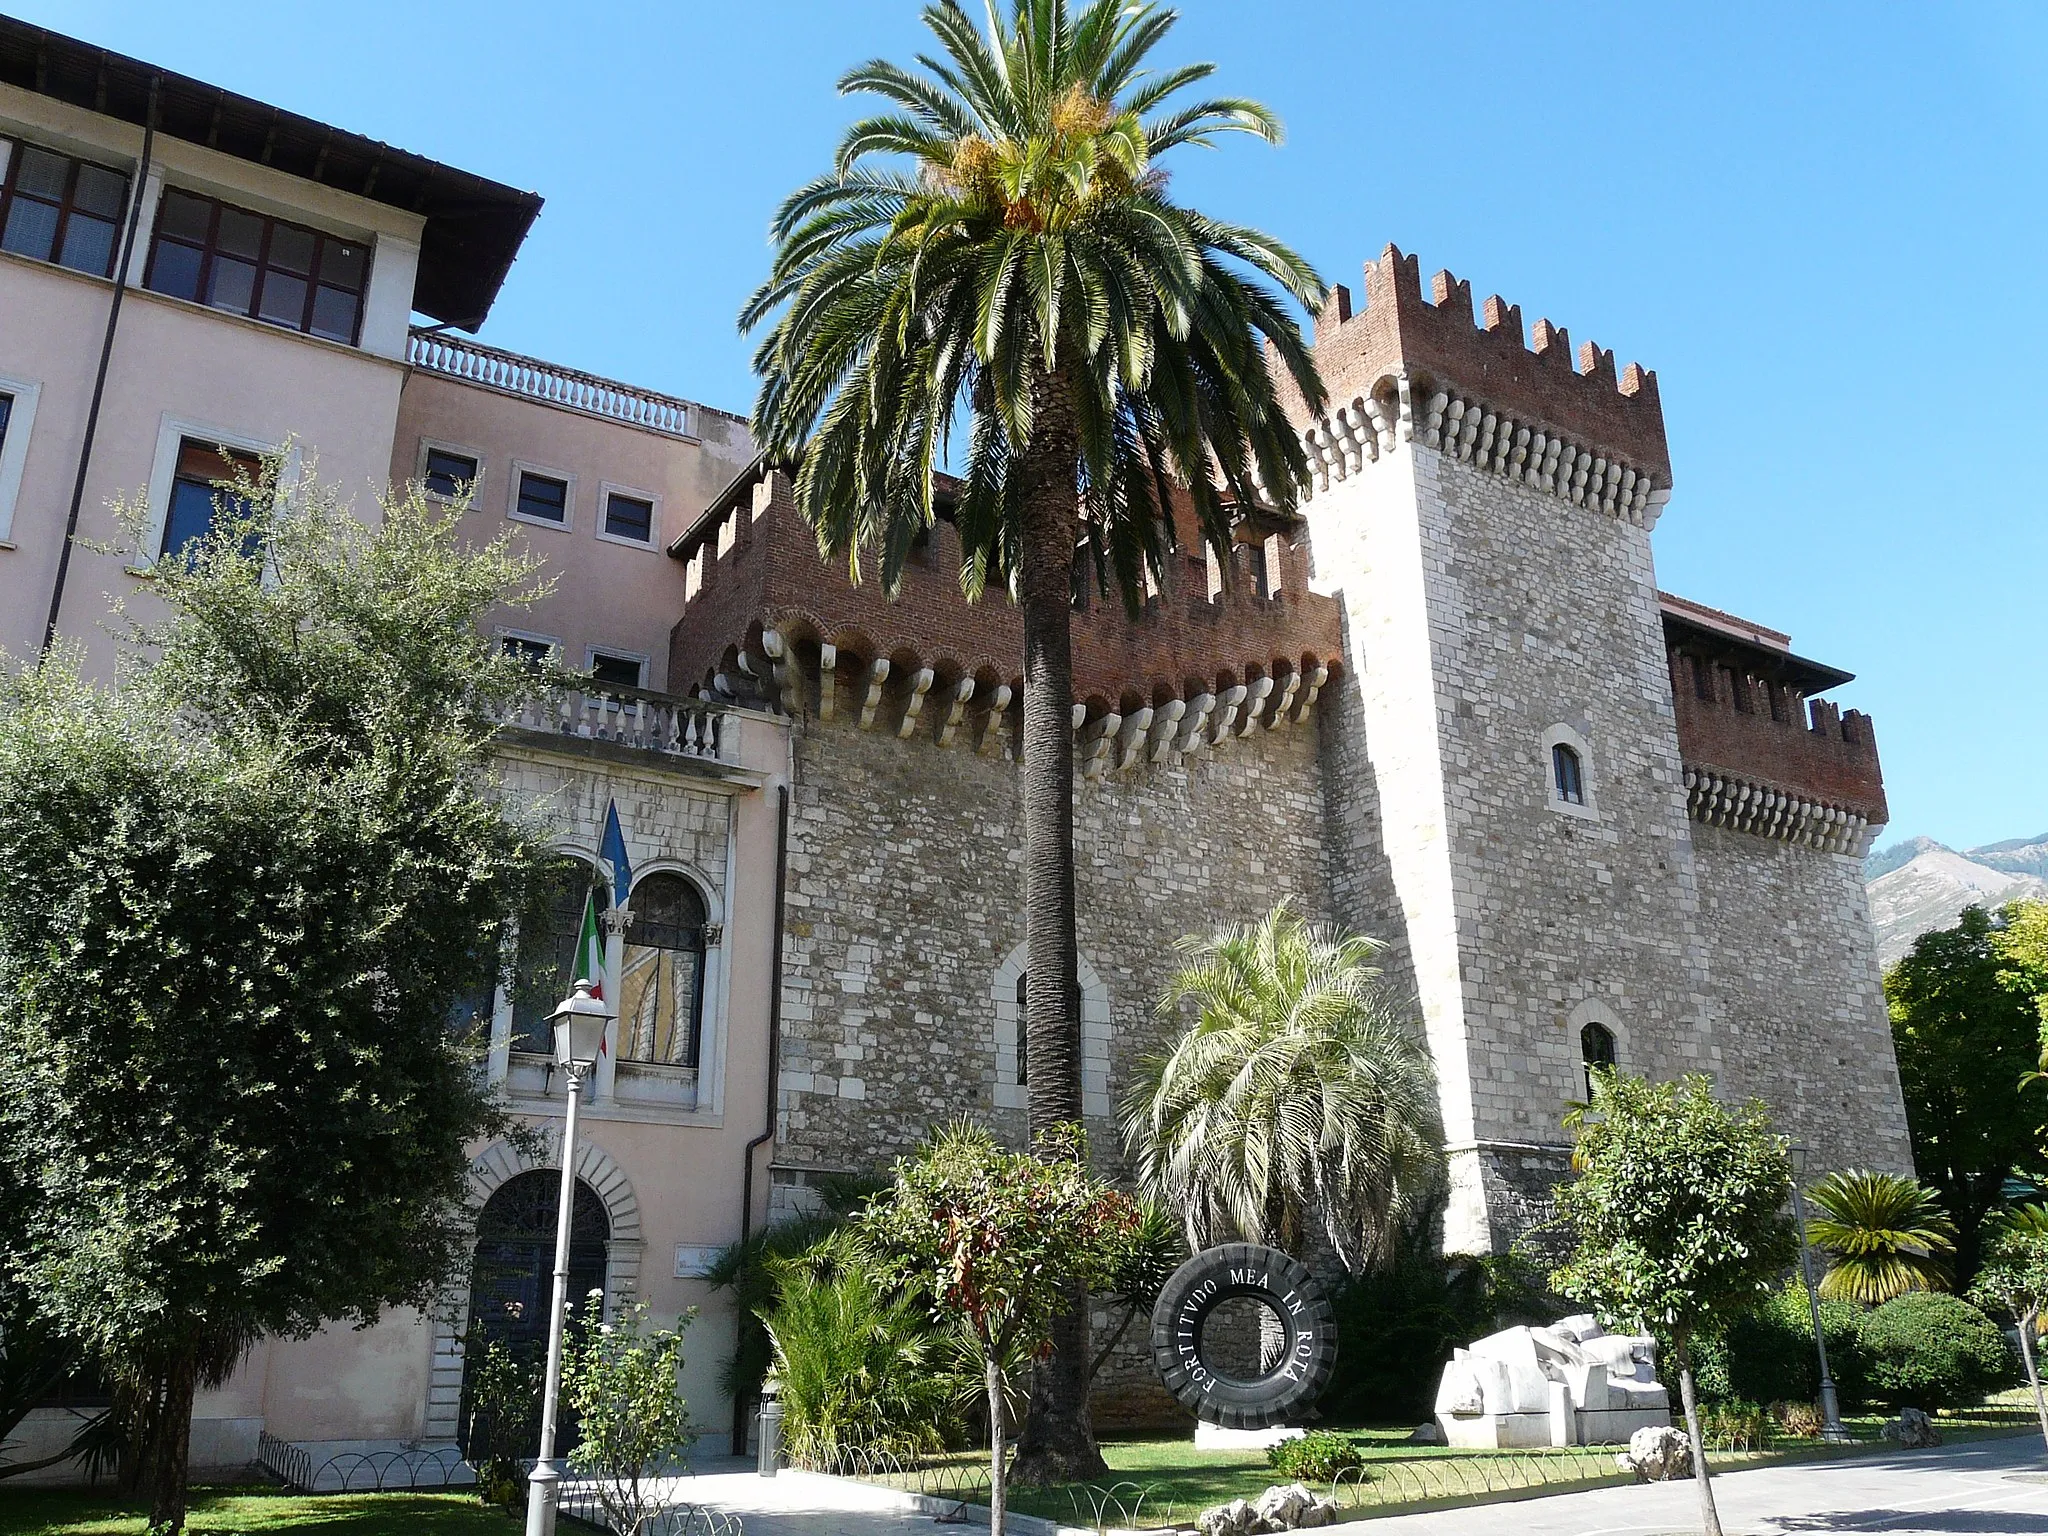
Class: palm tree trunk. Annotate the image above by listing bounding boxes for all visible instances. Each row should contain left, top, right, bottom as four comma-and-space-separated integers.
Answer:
1675, 1340, 1722, 1536
144, 1347, 199, 1536
1008, 364, 1107, 1484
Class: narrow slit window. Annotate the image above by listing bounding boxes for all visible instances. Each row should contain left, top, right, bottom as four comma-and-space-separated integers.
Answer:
1552, 742, 1585, 806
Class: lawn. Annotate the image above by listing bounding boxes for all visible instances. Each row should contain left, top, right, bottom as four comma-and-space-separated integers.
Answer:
0, 1485, 519, 1536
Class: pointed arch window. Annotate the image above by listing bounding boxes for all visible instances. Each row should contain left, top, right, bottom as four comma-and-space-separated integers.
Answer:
619, 873, 708, 1068
1581, 1022, 1617, 1097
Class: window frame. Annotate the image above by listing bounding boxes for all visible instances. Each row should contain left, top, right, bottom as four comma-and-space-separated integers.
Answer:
497, 627, 563, 668
141, 185, 370, 345
161, 438, 263, 562
130, 415, 284, 573
596, 482, 661, 550
616, 870, 710, 1070
586, 646, 649, 690
508, 460, 576, 532
1540, 723, 1599, 822
416, 439, 484, 505
0, 372, 42, 546
0, 134, 130, 280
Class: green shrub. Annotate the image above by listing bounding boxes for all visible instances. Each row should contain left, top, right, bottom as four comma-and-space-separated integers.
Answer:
1321, 1200, 1559, 1424
1268, 1430, 1366, 1482
1857, 1292, 2015, 1409
765, 1242, 962, 1463
1684, 1284, 1870, 1409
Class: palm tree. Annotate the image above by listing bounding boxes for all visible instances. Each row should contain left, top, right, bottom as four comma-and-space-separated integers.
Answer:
1119, 903, 1443, 1273
741, 0, 1325, 1476
1804, 1169, 1958, 1304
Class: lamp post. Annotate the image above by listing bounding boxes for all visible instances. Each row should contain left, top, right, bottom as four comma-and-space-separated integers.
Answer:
1789, 1146, 1853, 1443
525, 978, 613, 1536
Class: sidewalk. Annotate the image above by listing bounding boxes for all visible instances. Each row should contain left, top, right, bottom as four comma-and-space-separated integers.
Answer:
659, 1435, 2048, 1536
1314, 1432, 2048, 1536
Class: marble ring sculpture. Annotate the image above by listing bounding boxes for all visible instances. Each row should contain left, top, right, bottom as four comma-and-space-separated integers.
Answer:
1149, 1243, 1337, 1429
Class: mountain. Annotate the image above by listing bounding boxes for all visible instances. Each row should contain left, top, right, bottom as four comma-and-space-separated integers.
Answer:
1865, 835, 2048, 966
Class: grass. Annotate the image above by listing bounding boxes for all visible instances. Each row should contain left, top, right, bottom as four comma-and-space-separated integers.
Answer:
0, 1485, 520, 1536
857, 1392, 2048, 1528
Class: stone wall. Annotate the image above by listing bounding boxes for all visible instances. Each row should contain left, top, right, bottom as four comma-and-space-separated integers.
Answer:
772, 709, 1332, 1424
1690, 822, 1914, 1175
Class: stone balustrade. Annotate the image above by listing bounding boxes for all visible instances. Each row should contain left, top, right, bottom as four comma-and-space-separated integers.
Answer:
500, 683, 734, 763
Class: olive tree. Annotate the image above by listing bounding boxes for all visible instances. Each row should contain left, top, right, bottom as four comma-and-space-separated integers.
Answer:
1551, 1071, 1796, 1536
0, 460, 555, 1532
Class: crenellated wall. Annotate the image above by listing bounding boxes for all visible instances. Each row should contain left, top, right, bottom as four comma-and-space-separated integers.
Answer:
666, 463, 1344, 733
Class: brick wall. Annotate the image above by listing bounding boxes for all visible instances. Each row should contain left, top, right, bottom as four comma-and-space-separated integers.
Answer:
1279, 244, 1672, 488
667, 466, 1343, 715
1668, 651, 1888, 824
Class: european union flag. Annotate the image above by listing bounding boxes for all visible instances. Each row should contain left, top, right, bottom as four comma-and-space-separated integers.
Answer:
600, 798, 632, 908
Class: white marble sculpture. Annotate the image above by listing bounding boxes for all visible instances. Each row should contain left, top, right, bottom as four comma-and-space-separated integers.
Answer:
1432, 1314, 1671, 1448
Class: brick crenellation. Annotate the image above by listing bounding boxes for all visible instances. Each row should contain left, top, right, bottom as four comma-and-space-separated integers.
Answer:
1278, 244, 1672, 488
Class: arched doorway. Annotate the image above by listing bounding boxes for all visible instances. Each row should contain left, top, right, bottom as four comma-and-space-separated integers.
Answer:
458, 1169, 610, 1459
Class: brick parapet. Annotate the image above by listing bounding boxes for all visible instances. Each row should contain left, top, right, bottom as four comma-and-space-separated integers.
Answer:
667, 465, 1345, 719
1667, 646, 1888, 827
1278, 244, 1672, 489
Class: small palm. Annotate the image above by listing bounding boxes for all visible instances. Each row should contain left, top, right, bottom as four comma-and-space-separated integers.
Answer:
1119, 903, 1442, 1272
1804, 1169, 1957, 1304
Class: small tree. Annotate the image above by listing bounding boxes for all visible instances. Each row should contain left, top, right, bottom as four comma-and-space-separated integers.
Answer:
0, 461, 555, 1532
858, 1124, 1139, 1536
1970, 1203, 2048, 1449
562, 1294, 697, 1535
1552, 1072, 1796, 1536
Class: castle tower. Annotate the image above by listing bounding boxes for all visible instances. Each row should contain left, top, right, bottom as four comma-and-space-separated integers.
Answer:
1287, 247, 1908, 1254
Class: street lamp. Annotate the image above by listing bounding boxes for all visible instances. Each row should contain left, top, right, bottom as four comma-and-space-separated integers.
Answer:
1789, 1146, 1854, 1443
525, 978, 613, 1536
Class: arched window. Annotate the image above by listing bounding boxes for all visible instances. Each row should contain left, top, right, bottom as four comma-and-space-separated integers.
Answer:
460, 1169, 609, 1459
1581, 1021, 1617, 1097
1014, 972, 1030, 1086
619, 873, 708, 1068
1552, 742, 1586, 806
511, 856, 607, 1054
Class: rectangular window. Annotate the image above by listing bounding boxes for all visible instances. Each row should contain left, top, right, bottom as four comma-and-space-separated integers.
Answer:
502, 635, 555, 667
143, 188, 369, 344
0, 393, 11, 458
515, 470, 569, 524
162, 440, 261, 561
589, 651, 644, 689
603, 492, 654, 544
423, 447, 480, 499
0, 135, 129, 279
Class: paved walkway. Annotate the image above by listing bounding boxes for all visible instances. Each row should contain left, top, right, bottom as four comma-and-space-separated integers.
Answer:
653, 1436, 2048, 1536
1272, 1434, 2048, 1536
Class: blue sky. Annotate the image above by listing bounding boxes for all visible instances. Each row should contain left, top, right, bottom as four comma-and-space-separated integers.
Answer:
28, 0, 2047, 850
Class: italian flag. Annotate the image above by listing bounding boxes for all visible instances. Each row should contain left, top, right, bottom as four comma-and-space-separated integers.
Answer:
575, 888, 608, 1055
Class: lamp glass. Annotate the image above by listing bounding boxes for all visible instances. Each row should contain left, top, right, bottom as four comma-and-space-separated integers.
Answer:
550, 979, 611, 1070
